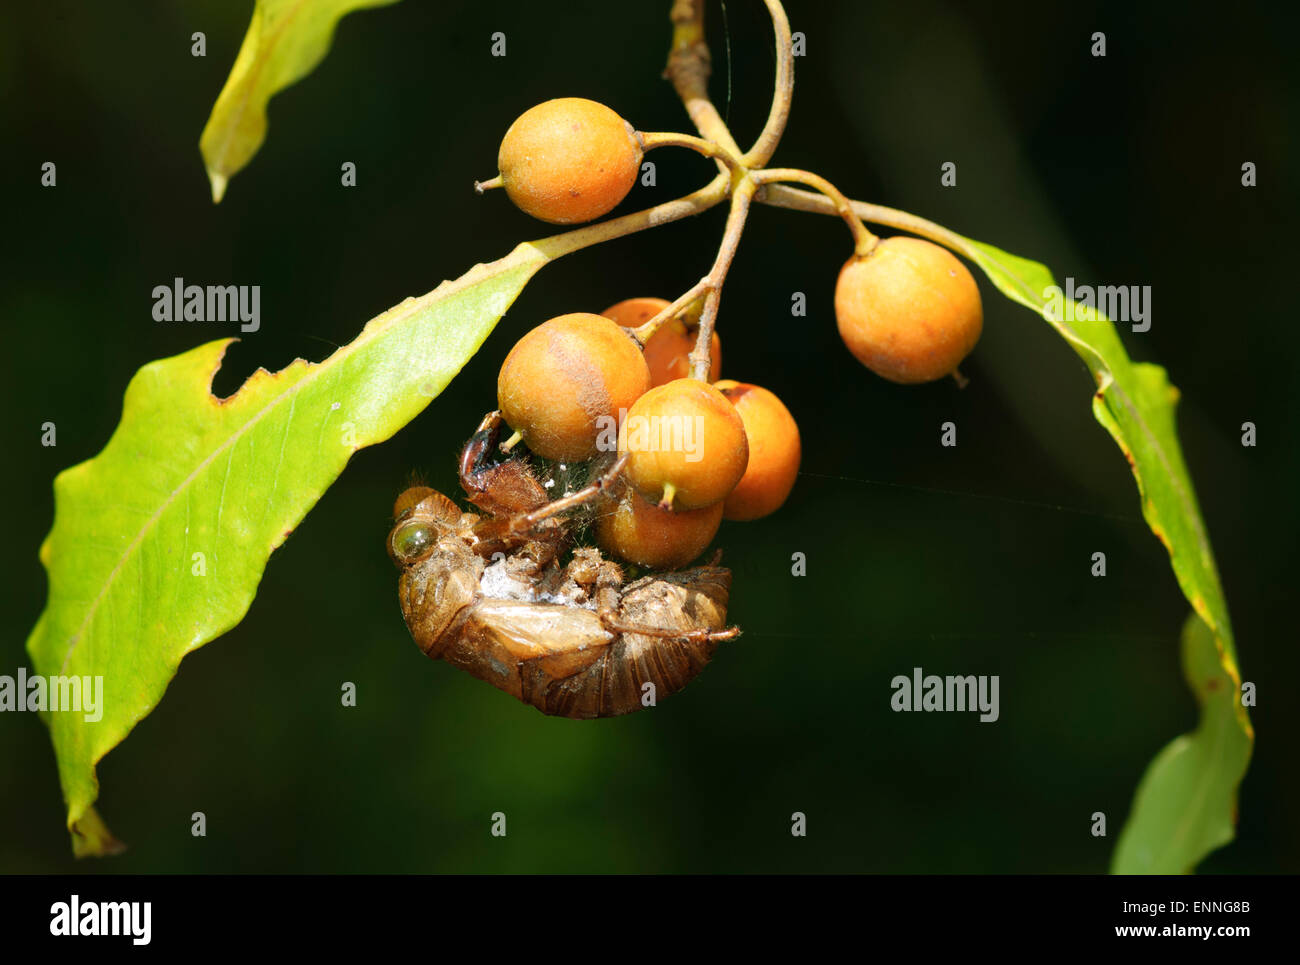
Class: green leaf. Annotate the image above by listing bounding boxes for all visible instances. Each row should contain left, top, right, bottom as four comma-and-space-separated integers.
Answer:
199, 0, 401, 203
937, 231, 1252, 872
956, 237, 1238, 656
26, 243, 548, 855
1111, 613, 1253, 874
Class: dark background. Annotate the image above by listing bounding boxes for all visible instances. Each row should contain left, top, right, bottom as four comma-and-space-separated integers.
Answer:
0, 0, 1294, 873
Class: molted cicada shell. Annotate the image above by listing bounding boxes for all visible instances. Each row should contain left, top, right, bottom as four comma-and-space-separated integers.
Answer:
388, 411, 740, 718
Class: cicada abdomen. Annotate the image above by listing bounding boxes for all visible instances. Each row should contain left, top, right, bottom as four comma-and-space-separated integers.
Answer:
520, 566, 732, 718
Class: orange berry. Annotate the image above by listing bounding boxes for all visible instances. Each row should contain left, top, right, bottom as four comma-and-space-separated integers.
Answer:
622, 378, 748, 510
834, 236, 982, 383
646, 320, 721, 386
497, 98, 642, 224
497, 313, 650, 462
601, 297, 722, 386
714, 381, 801, 521
597, 486, 723, 570
600, 296, 668, 328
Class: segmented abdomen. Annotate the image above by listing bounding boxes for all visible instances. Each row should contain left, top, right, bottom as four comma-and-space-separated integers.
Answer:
523, 567, 732, 718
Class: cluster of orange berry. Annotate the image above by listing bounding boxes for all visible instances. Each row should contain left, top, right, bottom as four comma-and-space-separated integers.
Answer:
480, 97, 985, 569
497, 305, 800, 571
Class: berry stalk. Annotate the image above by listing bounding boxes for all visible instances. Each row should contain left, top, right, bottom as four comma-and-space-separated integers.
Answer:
753, 168, 878, 255
756, 183, 975, 260
638, 130, 743, 174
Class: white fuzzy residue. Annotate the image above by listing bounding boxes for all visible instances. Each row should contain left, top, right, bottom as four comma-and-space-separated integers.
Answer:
477, 557, 596, 610
479, 558, 536, 602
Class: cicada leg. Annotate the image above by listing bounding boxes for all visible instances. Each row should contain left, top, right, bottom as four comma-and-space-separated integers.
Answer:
599, 615, 742, 645
469, 519, 560, 569
598, 561, 741, 645
460, 410, 550, 515
473, 450, 630, 555
507, 451, 629, 532
458, 410, 508, 482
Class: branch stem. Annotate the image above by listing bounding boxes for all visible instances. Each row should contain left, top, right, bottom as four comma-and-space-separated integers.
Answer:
689, 178, 756, 381
666, 1, 744, 159
530, 173, 730, 262
744, 0, 794, 168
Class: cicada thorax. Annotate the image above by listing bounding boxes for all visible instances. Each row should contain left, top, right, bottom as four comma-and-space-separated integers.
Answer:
393, 486, 462, 524
398, 536, 484, 659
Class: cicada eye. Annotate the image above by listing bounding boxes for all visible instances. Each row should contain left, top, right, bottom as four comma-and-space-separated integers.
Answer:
390, 520, 436, 565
